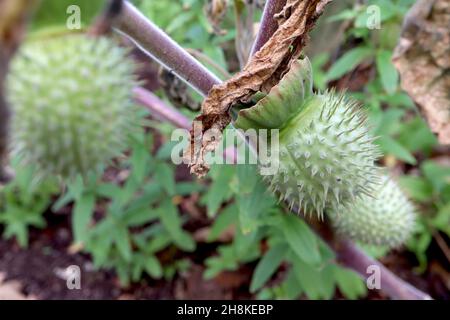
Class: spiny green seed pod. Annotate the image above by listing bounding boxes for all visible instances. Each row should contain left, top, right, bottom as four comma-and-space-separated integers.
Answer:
234, 57, 381, 218
7, 34, 138, 179
329, 175, 416, 248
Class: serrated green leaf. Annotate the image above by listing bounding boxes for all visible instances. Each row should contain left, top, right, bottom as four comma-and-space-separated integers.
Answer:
237, 181, 274, 234
124, 207, 158, 227
155, 163, 176, 196
377, 136, 417, 164
399, 176, 433, 202
250, 244, 288, 293
281, 215, 321, 265
32, 0, 106, 30
144, 255, 163, 279
333, 266, 367, 299
291, 256, 335, 300
421, 161, 450, 192
158, 198, 195, 251
115, 226, 132, 262
326, 48, 372, 81
207, 204, 238, 242
376, 50, 398, 94
202, 165, 235, 217
72, 193, 95, 243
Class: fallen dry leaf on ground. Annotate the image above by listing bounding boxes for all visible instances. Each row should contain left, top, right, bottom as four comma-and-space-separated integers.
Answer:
186, 0, 332, 177
0, 272, 36, 300
393, 0, 450, 145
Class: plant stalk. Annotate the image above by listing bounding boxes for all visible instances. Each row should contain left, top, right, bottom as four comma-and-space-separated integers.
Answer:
133, 87, 191, 130
114, 1, 221, 96
335, 239, 432, 300
250, 0, 287, 56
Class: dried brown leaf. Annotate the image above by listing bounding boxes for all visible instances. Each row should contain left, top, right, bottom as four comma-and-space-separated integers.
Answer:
187, 0, 332, 177
0, 272, 36, 300
393, 0, 450, 145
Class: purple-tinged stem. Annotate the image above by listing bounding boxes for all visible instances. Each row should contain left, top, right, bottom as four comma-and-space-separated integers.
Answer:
250, 0, 287, 57
133, 87, 191, 130
335, 239, 432, 300
114, 1, 221, 96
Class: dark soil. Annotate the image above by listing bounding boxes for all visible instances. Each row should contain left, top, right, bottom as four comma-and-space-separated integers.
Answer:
0, 208, 253, 300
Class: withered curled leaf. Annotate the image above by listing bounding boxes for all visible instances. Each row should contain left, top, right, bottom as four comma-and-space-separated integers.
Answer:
187, 0, 332, 177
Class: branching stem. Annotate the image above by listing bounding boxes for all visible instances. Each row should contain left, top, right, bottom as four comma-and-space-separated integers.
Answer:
114, 1, 221, 96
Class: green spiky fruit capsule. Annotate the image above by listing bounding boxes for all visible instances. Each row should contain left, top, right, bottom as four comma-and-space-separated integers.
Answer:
234, 57, 381, 218
329, 175, 416, 248
7, 34, 137, 178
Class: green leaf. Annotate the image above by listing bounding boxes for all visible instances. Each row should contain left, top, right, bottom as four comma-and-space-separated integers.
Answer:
155, 163, 176, 196
202, 165, 235, 217
431, 204, 450, 234
397, 117, 438, 153
53, 175, 85, 211
250, 244, 288, 293
377, 136, 417, 165
156, 141, 178, 160
421, 161, 450, 192
333, 266, 367, 299
166, 10, 196, 34
158, 198, 195, 252
282, 269, 303, 299
208, 204, 238, 242
236, 165, 259, 193
237, 181, 274, 234
175, 182, 204, 196
372, 109, 404, 136
124, 207, 158, 227
291, 255, 335, 299
376, 50, 398, 94
280, 215, 321, 265
399, 176, 433, 202
130, 141, 152, 183
144, 255, 163, 279
326, 48, 372, 81
115, 226, 132, 262
327, 9, 358, 23
32, 0, 106, 30
72, 193, 95, 243
96, 183, 122, 199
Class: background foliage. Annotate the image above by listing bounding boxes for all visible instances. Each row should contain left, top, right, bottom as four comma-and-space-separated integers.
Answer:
0, 0, 448, 299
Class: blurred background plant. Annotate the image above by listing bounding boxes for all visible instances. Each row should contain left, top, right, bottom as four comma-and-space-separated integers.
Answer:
0, 0, 448, 299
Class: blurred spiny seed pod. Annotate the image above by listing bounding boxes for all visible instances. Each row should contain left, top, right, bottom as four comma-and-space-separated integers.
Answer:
7, 34, 138, 179
234, 57, 381, 218
329, 175, 416, 248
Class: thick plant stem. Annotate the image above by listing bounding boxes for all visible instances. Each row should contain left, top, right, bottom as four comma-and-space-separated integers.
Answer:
120, 3, 431, 300
133, 87, 191, 130
250, 0, 287, 56
335, 239, 432, 300
114, 1, 221, 96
